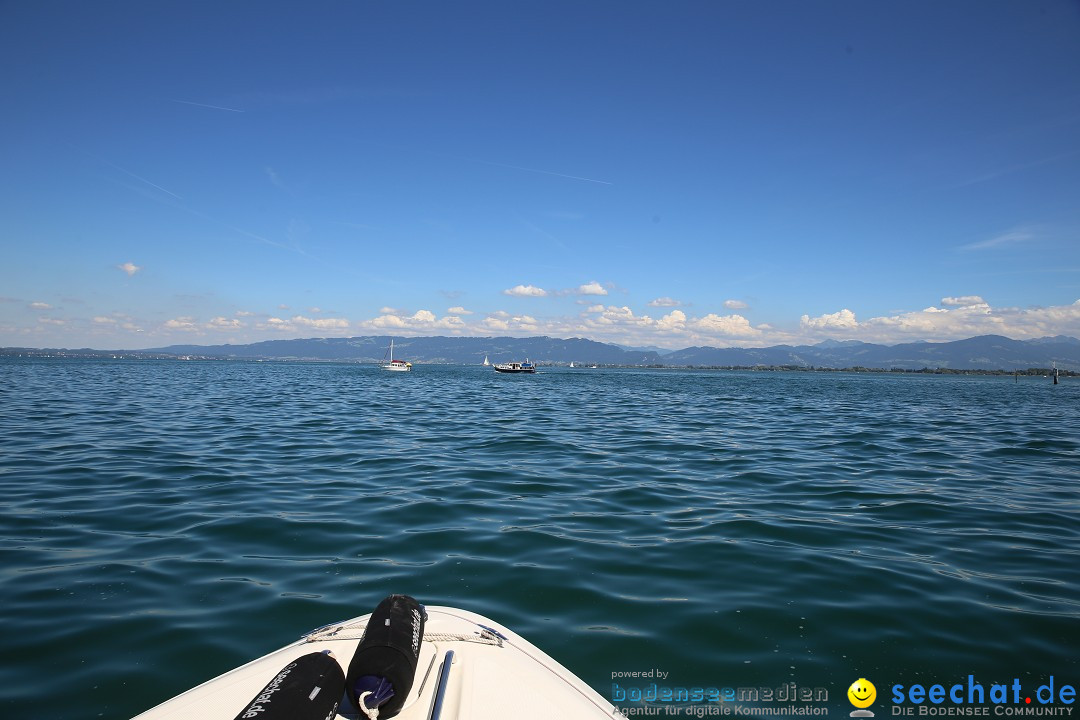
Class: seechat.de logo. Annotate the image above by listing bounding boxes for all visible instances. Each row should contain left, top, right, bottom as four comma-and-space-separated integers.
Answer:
849, 678, 877, 717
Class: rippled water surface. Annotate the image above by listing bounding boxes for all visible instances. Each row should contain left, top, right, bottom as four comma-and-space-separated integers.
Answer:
1, 359, 1077, 719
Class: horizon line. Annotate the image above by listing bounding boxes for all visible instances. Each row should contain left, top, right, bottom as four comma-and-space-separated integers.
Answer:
2, 330, 1077, 355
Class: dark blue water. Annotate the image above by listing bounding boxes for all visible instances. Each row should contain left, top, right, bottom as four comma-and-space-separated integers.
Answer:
1, 359, 1077, 719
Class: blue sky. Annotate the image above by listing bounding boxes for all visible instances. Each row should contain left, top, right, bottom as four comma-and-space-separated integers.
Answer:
2, 1, 1079, 350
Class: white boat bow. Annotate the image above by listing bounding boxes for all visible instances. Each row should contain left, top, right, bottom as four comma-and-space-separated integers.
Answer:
133, 606, 616, 720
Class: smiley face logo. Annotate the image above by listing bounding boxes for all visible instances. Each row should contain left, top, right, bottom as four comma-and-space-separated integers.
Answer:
848, 678, 876, 709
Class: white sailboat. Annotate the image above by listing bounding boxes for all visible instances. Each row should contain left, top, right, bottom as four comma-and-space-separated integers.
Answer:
382, 339, 412, 372
482, 355, 490, 366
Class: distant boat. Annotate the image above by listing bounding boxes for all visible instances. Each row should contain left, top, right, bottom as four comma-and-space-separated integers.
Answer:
381, 339, 412, 372
569, 361, 575, 368
482, 355, 490, 366
493, 359, 536, 374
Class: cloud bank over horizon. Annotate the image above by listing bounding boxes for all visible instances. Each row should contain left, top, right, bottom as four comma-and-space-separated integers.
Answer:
6, 295, 1079, 351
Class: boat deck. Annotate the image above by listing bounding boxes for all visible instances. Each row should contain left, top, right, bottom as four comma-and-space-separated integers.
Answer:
133, 606, 616, 720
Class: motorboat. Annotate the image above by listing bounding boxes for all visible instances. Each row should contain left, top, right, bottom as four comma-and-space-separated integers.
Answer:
492, 359, 536, 374
131, 599, 616, 720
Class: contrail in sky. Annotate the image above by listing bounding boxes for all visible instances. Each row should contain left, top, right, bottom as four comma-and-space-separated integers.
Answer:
105, 161, 183, 199
467, 157, 613, 185
169, 98, 245, 113
72, 144, 184, 200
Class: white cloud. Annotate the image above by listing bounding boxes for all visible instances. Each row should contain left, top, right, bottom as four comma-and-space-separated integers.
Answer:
259, 317, 291, 331
251, 315, 350, 334
593, 305, 645, 326
447, 306, 473, 315
691, 313, 760, 336
236, 310, 256, 317
90, 313, 142, 333
29, 302, 52, 310
800, 308, 859, 330
117, 261, 141, 276
648, 297, 681, 307
857, 303, 993, 339
424, 298, 1080, 346
292, 315, 350, 330
503, 284, 548, 297
443, 316, 467, 328
568, 304, 766, 346
92, 296, 1080, 353
941, 296, 985, 307
370, 314, 407, 329
361, 309, 466, 333
480, 312, 539, 333
724, 299, 748, 310
164, 317, 199, 331
792, 299, 1080, 343
209, 317, 243, 329
656, 310, 687, 332
577, 281, 608, 296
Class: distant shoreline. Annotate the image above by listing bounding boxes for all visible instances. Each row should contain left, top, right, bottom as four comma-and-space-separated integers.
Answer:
2, 348, 1075, 377
647, 364, 1076, 377
5, 332, 1080, 372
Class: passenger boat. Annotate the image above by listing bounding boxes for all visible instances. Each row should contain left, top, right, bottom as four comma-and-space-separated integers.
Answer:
492, 359, 536, 373
132, 598, 616, 720
382, 339, 412, 372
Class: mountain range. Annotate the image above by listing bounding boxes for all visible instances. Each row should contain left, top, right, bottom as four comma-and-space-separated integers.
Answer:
14, 333, 1074, 370
662, 334, 1080, 370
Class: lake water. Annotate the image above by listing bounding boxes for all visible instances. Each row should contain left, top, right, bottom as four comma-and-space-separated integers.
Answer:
1, 359, 1077, 719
